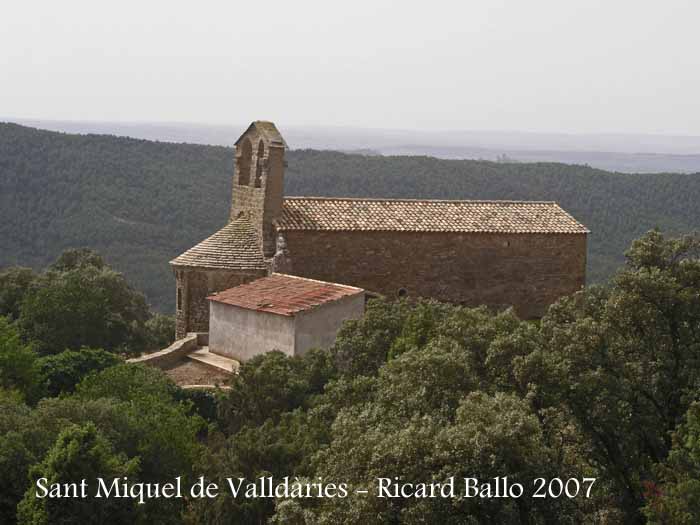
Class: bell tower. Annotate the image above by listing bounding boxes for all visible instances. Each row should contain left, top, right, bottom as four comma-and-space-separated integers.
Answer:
230, 121, 287, 257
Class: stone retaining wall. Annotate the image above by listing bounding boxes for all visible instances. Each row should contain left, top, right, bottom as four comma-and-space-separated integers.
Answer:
127, 333, 208, 369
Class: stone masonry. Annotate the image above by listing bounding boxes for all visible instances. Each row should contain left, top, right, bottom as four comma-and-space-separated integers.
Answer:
280, 230, 586, 319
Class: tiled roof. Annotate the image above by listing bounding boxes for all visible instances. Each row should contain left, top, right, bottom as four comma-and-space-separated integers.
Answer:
170, 214, 267, 270
208, 273, 364, 316
277, 197, 589, 234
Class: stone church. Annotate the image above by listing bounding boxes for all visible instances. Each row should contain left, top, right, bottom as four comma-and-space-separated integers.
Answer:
171, 121, 588, 338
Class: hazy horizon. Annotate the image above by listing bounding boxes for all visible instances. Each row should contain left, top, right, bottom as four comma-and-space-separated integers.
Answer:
2, 1, 699, 136
7, 116, 700, 173
7, 115, 700, 141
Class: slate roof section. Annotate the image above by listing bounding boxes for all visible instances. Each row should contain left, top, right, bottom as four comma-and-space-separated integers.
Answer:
278, 197, 589, 234
170, 214, 267, 270
234, 121, 288, 148
207, 273, 364, 316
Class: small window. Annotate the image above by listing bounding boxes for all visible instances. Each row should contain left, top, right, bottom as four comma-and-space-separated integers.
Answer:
177, 287, 183, 311
397, 288, 408, 298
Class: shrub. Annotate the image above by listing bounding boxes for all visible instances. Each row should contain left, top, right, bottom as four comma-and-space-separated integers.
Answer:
37, 347, 122, 397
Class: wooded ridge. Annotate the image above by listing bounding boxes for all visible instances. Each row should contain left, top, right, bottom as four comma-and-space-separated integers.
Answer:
2, 122, 698, 311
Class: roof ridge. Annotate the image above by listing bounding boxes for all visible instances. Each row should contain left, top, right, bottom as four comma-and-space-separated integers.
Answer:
283, 196, 558, 204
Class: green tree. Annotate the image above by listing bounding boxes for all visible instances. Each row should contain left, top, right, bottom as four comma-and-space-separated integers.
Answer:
527, 230, 700, 522
18, 250, 150, 355
16, 422, 140, 525
37, 348, 122, 397
0, 433, 35, 524
0, 267, 36, 320
1, 366, 206, 524
75, 362, 179, 402
49, 248, 106, 272
0, 390, 35, 523
75, 364, 206, 484
219, 349, 335, 435
299, 391, 579, 524
331, 298, 411, 378
144, 313, 175, 351
186, 410, 325, 525
186, 349, 338, 524
375, 339, 477, 420
644, 402, 700, 524
0, 317, 39, 401
386, 300, 453, 359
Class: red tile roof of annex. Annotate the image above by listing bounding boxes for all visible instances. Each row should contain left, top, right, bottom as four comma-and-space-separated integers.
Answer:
207, 273, 364, 316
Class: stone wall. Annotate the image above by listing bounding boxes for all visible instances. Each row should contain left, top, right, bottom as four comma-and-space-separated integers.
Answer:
281, 231, 587, 319
127, 333, 202, 369
175, 268, 267, 338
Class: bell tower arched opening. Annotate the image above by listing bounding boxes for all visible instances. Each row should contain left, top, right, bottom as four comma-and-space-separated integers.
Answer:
254, 140, 265, 188
237, 138, 252, 186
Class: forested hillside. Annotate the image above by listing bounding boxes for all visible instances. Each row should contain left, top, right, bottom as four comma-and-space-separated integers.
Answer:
1, 122, 699, 312
4, 231, 700, 523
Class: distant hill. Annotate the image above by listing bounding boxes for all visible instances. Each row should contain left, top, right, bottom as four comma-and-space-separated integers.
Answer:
1, 122, 699, 312
8, 118, 700, 173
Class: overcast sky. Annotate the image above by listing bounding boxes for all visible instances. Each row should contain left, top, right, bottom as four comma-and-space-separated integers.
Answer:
2, 0, 699, 135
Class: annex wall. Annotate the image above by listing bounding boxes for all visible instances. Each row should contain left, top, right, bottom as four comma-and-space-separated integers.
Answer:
209, 302, 295, 361
294, 293, 366, 356
282, 231, 587, 319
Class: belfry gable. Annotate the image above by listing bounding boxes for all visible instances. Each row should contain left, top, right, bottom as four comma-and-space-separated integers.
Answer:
234, 121, 288, 149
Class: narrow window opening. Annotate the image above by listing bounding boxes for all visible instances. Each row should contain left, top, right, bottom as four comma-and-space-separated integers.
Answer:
177, 287, 183, 311
254, 140, 265, 188
237, 139, 252, 186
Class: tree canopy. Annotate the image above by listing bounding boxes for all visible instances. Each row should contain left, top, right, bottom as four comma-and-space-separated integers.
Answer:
1, 232, 700, 523
0, 249, 173, 356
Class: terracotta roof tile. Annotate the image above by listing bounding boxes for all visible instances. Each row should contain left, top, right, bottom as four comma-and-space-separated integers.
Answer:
278, 197, 588, 234
170, 214, 267, 270
208, 273, 364, 316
